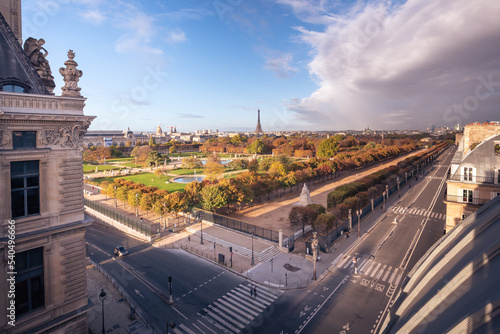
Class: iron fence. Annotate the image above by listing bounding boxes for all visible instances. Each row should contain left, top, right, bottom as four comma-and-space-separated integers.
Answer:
84, 198, 159, 235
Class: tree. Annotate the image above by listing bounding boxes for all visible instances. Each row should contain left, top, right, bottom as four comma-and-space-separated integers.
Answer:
289, 206, 315, 236
201, 184, 228, 212
246, 139, 266, 154
140, 192, 157, 217
128, 189, 142, 216
131, 145, 153, 162
307, 204, 326, 231
317, 135, 345, 158
184, 181, 203, 206
204, 160, 225, 181
169, 145, 177, 154
116, 185, 130, 208
149, 137, 156, 146
247, 159, 259, 172
182, 156, 202, 169
166, 192, 187, 216
145, 151, 162, 167
83, 146, 111, 163
315, 213, 336, 233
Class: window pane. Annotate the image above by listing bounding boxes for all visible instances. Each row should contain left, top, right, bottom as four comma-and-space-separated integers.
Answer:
11, 190, 25, 218
16, 251, 28, 272
10, 161, 25, 176
30, 275, 44, 310
27, 176, 39, 187
27, 189, 40, 215
29, 248, 44, 268
25, 160, 39, 173
11, 177, 24, 189
13, 131, 36, 149
15, 280, 29, 315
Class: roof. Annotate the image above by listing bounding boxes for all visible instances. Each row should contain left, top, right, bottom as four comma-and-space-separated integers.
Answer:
382, 195, 500, 333
0, 12, 49, 94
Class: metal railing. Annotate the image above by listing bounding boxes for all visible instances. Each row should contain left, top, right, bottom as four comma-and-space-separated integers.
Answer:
447, 174, 498, 184
84, 198, 159, 235
193, 208, 286, 243
444, 195, 491, 206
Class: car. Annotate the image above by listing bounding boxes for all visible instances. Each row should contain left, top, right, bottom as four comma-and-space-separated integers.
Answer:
114, 246, 128, 257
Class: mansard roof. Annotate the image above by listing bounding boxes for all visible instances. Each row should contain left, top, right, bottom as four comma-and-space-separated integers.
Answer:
0, 12, 49, 94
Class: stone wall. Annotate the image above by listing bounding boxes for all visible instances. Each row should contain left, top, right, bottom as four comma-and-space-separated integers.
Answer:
463, 124, 500, 155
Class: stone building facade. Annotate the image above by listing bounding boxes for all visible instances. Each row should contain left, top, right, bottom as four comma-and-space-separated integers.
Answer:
0, 6, 94, 334
445, 123, 500, 231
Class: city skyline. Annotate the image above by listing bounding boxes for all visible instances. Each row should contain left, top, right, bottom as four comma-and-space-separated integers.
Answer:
22, 0, 500, 132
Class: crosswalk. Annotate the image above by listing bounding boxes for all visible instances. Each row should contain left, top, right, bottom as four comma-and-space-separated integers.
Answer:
391, 206, 445, 220
174, 283, 281, 334
337, 256, 404, 287
186, 227, 281, 262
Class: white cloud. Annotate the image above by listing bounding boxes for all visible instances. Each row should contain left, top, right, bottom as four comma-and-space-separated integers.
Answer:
281, 0, 500, 129
264, 53, 299, 78
80, 9, 105, 25
166, 29, 187, 44
113, 11, 163, 55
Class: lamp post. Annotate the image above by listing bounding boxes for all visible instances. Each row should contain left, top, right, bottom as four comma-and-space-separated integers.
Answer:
114, 186, 117, 207
99, 289, 106, 334
312, 232, 318, 280
251, 229, 255, 266
199, 212, 204, 245
397, 177, 400, 198
357, 210, 361, 238
168, 275, 173, 304
135, 193, 139, 217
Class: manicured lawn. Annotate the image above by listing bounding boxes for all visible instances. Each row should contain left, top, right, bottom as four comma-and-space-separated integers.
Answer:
170, 152, 205, 158
169, 168, 205, 175
83, 164, 123, 173
106, 157, 134, 162
92, 173, 186, 192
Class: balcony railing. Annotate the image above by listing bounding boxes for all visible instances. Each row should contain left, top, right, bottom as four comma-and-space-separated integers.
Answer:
444, 195, 491, 206
447, 174, 498, 184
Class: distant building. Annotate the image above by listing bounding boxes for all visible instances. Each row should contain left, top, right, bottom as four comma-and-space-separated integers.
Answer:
0, 6, 94, 333
444, 123, 500, 231
254, 109, 264, 134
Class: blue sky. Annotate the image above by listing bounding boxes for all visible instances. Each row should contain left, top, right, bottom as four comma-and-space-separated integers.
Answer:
22, 0, 500, 132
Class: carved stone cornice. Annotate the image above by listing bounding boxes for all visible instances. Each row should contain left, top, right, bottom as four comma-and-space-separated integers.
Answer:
0, 91, 86, 113
45, 120, 91, 149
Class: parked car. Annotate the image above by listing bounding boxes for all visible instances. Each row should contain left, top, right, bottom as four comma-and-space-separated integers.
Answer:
114, 246, 128, 257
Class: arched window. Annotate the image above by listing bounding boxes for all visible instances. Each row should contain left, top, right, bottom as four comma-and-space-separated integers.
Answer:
1, 84, 25, 93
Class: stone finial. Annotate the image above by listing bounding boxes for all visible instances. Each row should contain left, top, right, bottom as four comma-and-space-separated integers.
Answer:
24, 37, 56, 94
59, 50, 83, 97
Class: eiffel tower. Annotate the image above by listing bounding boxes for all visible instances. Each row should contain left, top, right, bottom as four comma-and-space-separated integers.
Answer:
254, 109, 264, 134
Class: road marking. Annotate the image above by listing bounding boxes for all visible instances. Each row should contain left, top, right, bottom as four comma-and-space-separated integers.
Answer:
180, 323, 199, 334
173, 306, 188, 320
296, 275, 348, 334
364, 262, 376, 276
382, 266, 392, 281
388, 268, 398, 284
370, 263, 382, 278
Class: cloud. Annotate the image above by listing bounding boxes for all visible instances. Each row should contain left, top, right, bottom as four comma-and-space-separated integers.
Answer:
178, 113, 205, 119
280, 0, 500, 129
264, 53, 299, 78
161, 7, 213, 21
165, 29, 187, 44
114, 10, 163, 55
80, 9, 105, 25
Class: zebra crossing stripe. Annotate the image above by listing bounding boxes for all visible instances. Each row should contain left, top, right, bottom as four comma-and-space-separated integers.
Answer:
224, 293, 262, 315
439, 213, 444, 219
232, 289, 268, 309
191, 323, 207, 334
197, 319, 217, 334
358, 258, 370, 271
208, 304, 246, 329
203, 308, 239, 333
394, 273, 403, 286
364, 262, 376, 276
370, 263, 382, 278
234, 286, 272, 305
213, 301, 250, 325
217, 298, 254, 320
376, 265, 387, 279
222, 295, 259, 317
388, 268, 398, 284
248, 285, 278, 301
341, 257, 351, 269
431, 212, 436, 218
179, 323, 199, 334
382, 266, 392, 281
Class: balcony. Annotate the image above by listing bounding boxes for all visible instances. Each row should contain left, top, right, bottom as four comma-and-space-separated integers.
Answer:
447, 174, 498, 184
444, 194, 491, 206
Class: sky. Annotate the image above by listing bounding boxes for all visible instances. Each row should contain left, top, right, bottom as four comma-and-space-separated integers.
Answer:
21, 0, 500, 132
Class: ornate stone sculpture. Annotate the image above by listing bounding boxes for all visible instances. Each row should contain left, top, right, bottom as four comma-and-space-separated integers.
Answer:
59, 50, 83, 97
23, 37, 56, 94
0, 130, 12, 147
298, 183, 312, 206
45, 121, 91, 149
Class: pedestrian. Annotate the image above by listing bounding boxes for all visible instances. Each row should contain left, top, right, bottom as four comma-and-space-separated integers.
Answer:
253, 286, 257, 298
250, 285, 254, 297
188, 235, 191, 242
346, 231, 350, 238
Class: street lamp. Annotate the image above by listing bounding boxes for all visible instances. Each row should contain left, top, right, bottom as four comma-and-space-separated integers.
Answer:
312, 232, 318, 280
99, 289, 106, 334
251, 229, 255, 266
114, 186, 117, 207
397, 177, 400, 198
135, 193, 139, 217
199, 211, 204, 244
168, 275, 173, 304
357, 210, 361, 238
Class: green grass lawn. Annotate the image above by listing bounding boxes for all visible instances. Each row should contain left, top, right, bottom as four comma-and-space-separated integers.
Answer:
170, 152, 206, 158
105, 157, 134, 162
92, 173, 187, 192
83, 164, 123, 173
169, 168, 205, 175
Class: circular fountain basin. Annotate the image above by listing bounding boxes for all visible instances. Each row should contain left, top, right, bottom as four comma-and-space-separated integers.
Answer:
172, 176, 205, 183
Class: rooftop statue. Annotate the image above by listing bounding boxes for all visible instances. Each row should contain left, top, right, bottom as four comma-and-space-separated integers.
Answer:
297, 183, 312, 206
59, 50, 83, 97
23, 37, 56, 94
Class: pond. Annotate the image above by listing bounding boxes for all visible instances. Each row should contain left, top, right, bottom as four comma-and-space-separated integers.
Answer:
201, 160, 231, 165
172, 176, 205, 183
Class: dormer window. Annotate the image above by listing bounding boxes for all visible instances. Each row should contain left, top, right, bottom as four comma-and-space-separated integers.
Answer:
1, 84, 25, 93
462, 167, 476, 182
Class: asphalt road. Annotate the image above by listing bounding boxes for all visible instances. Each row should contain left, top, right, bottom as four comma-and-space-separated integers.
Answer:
85, 222, 284, 333
252, 145, 455, 334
